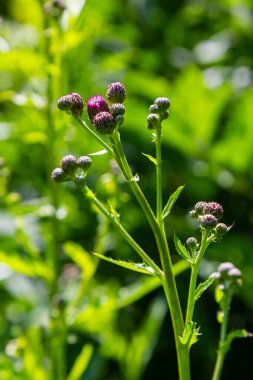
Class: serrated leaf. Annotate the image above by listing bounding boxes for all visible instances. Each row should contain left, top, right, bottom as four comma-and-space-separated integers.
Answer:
174, 233, 191, 262
93, 253, 155, 275
142, 152, 157, 166
162, 185, 184, 219
179, 321, 200, 348
89, 149, 107, 156
194, 274, 216, 302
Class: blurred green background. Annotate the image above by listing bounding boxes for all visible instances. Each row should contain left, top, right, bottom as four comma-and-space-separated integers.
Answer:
0, 0, 253, 379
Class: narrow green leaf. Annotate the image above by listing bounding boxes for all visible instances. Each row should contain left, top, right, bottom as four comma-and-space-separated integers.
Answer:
194, 274, 216, 302
174, 233, 191, 262
93, 253, 155, 275
67, 344, 94, 380
162, 185, 184, 219
142, 152, 157, 166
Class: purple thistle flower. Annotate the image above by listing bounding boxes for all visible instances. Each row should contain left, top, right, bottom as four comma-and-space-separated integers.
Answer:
199, 214, 218, 229
86, 95, 110, 123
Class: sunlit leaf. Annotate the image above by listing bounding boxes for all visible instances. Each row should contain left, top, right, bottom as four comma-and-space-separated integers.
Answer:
142, 153, 157, 166
174, 233, 192, 262
162, 186, 184, 219
93, 253, 155, 275
194, 274, 216, 302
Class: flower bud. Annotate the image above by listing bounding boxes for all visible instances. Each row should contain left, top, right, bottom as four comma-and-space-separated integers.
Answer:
216, 223, 228, 236
186, 237, 198, 250
60, 155, 78, 175
149, 104, 159, 113
51, 168, 68, 183
146, 113, 159, 130
77, 156, 92, 170
86, 95, 110, 123
160, 110, 170, 121
93, 111, 116, 135
203, 202, 223, 220
218, 262, 234, 274
57, 93, 84, 116
110, 103, 125, 117
199, 214, 217, 229
195, 201, 208, 215
106, 82, 126, 103
154, 97, 171, 112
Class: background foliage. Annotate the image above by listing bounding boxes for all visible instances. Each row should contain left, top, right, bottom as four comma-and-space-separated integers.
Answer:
0, 0, 253, 379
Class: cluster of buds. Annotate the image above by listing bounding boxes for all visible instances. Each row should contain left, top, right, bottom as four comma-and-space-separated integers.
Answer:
87, 82, 126, 135
189, 201, 228, 237
51, 154, 92, 184
215, 262, 243, 291
57, 82, 126, 135
146, 97, 170, 130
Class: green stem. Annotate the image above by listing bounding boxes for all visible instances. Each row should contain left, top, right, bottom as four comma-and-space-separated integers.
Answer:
81, 185, 163, 277
185, 230, 209, 325
74, 115, 113, 154
154, 125, 189, 380
212, 293, 232, 380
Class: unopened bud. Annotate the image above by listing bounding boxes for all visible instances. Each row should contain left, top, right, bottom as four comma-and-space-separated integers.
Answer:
77, 156, 92, 170
199, 214, 217, 229
93, 111, 116, 135
51, 168, 68, 183
149, 104, 159, 113
60, 155, 78, 174
154, 97, 171, 112
216, 223, 228, 236
203, 202, 223, 220
106, 82, 126, 103
186, 237, 198, 250
146, 113, 159, 130
110, 103, 125, 117
57, 93, 84, 117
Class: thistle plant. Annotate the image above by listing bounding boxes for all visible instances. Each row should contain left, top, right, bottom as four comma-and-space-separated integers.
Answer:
54, 83, 249, 379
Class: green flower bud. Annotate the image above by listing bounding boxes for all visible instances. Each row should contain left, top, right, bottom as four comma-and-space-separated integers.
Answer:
149, 104, 159, 113
77, 156, 92, 170
216, 223, 228, 236
186, 237, 198, 250
146, 113, 159, 130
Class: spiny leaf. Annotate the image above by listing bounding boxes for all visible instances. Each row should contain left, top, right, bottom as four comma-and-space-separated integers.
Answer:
174, 233, 192, 262
93, 253, 155, 275
162, 185, 184, 219
194, 274, 216, 302
142, 152, 157, 166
